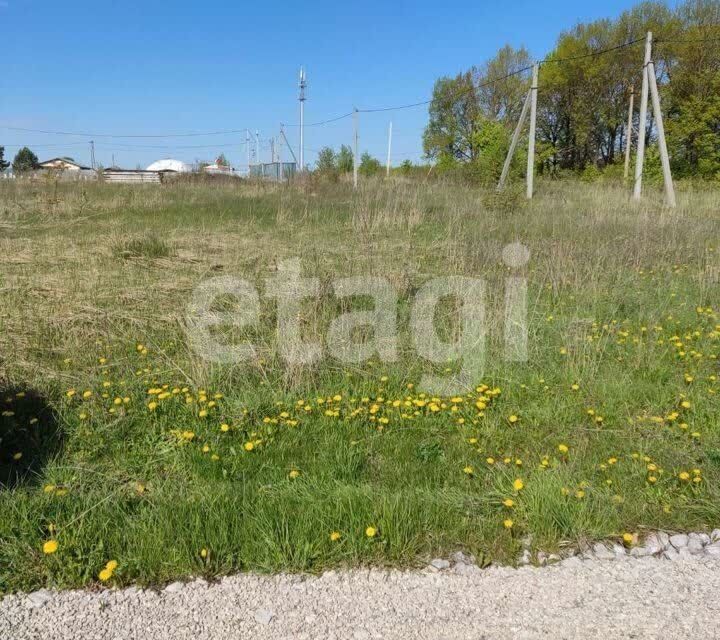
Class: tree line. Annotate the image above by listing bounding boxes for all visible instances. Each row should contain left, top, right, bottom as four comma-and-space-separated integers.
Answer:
0, 146, 40, 174
423, 0, 720, 182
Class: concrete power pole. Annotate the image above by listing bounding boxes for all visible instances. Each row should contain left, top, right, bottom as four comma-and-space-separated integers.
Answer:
526, 63, 539, 199
90, 140, 96, 170
647, 61, 676, 207
633, 31, 652, 201
246, 129, 251, 173
386, 121, 393, 178
299, 67, 307, 172
353, 108, 359, 189
497, 89, 531, 191
255, 130, 260, 165
624, 85, 635, 180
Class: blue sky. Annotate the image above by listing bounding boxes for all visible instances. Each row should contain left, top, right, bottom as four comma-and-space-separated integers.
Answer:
1, 0, 657, 170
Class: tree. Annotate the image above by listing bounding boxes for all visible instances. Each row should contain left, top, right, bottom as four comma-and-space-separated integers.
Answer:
423, 72, 479, 161
0, 147, 9, 172
359, 152, 381, 176
399, 159, 414, 175
12, 147, 39, 173
215, 153, 229, 167
336, 145, 354, 173
475, 45, 533, 124
315, 146, 336, 173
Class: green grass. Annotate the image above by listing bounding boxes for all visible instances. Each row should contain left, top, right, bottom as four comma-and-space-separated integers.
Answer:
0, 176, 719, 593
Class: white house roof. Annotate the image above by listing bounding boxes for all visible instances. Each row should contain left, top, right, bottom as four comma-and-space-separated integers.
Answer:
145, 159, 192, 172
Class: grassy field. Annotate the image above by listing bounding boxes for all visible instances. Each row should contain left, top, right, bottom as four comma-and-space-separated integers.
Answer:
1, 176, 719, 593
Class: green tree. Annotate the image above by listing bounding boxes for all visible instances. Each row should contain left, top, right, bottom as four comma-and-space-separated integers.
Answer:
12, 147, 39, 173
399, 159, 414, 175
423, 72, 479, 161
0, 147, 9, 172
315, 146, 336, 173
336, 145, 354, 173
359, 152, 381, 176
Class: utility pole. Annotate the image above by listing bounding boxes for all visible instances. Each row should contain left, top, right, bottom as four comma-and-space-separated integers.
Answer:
255, 130, 260, 165
526, 63, 538, 199
353, 108, 359, 189
647, 61, 676, 207
298, 67, 307, 172
386, 121, 393, 178
90, 140, 96, 170
497, 90, 531, 191
246, 128, 250, 172
280, 125, 298, 164
633, 31, 652, 201
270, 137, 275, 163
624, 84, 635, 180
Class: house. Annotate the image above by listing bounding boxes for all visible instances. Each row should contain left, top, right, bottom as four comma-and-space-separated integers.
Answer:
38, 157, 92, 171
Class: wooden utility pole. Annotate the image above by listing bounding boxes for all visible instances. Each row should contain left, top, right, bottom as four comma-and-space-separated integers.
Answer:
526, 63, 539, 199
633, 32, 652, 200
497, 90, 531, 191
623, 85, 634, 180
386, 121, 392, 178
647, 61, 676, 207
353, 108, 359, 189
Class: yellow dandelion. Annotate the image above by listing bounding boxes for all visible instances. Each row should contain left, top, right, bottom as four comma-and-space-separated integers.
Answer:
330, 531, 342, 542
513, 478, 524, 491
42, 540, 59, 555
503, 519, 514, 529
98, 568, 113, 582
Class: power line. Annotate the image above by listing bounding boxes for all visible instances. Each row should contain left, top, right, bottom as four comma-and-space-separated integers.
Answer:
283, 111, 354, 128
539, 37, 645, 65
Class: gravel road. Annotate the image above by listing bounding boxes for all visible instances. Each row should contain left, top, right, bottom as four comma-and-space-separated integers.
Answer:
3, 554, 720, 639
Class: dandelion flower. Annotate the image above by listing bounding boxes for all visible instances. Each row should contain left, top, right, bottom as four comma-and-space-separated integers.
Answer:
513, 478, 524, 491
43, 540, 59, 555
289, 470, 301, 479
200, 548, 208, 559
503, 519, 514, 529
558, 444, 569, 454
244, 442, 254, 452
503, 498, 515, 508
508, 415, 519, 424
105, 560, 118, 572
365, 526, 377, 538
622, 533, 634, 545
330, 531, 342, 542
463, 466, 474, 475
98, 568, 113, 582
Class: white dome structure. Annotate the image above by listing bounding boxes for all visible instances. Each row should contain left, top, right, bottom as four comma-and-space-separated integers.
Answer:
146, 159, 192, 173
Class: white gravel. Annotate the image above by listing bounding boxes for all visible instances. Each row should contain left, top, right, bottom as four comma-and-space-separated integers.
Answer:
3, 554, 720, 639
